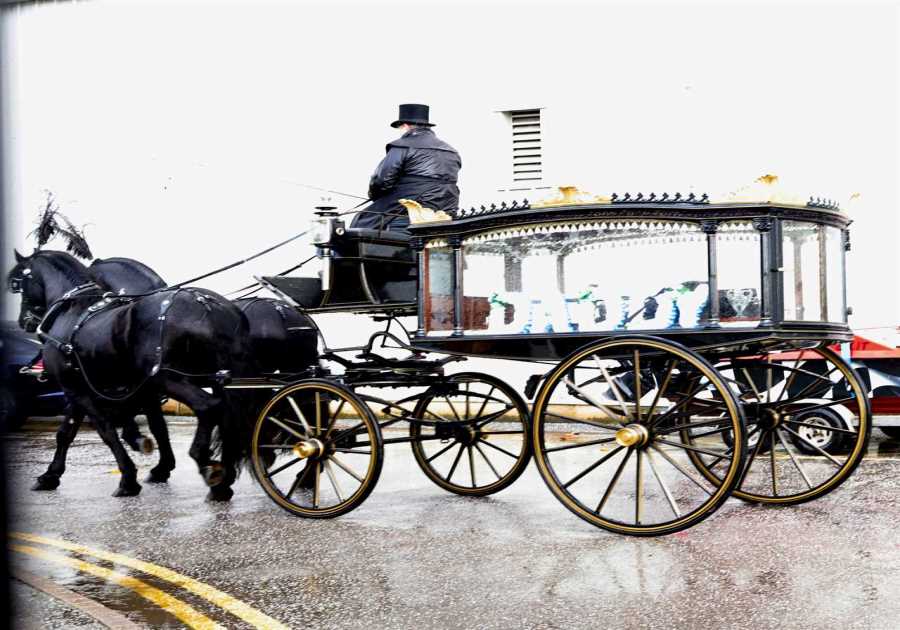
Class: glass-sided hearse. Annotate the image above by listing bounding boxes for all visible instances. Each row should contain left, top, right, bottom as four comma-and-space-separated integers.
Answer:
253, 187, 870, 536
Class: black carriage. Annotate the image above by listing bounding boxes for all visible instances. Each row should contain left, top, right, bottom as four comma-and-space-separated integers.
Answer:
247, 191, 870, 536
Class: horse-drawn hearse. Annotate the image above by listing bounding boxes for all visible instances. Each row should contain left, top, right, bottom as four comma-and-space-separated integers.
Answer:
8, 183, 870, 536
238, 185, 871, 536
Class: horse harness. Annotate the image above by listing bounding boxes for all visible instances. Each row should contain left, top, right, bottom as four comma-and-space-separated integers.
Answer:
35, 286, 224, 400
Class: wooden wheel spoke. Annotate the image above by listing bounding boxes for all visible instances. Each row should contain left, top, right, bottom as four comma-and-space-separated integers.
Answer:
426, 440, 458, 463
268, 457, 302, 477
787, 419, 858, 436
781, 426, 845, 467
474, 405, 515, 428
477, 438, 520, 460
544, 437, 617, 453
595, 448, 632, 514
329, 454, 365, 482
324, 460, 344, 502
738, 429, 768, 485
480, 430, 524, 435
313, 461, 321, 509
645, 360, 675, 423
649, 380, 712, 428
780, 397, 856, 416
446, 444, 465, 481
543, 412, 621, 431
776, 429, 813, 489
633, 350, 643, 421
593, 355, 632, 421
329, 421, 366, 444
443, 396, 462, 422
769, 431, 778, 496
650, 445, 713, 496
467, 445, 477, 488
285, 397, 312, 436
562, 445, 624, 489
656, 417, 732, 434
653, 437, 730, 459
646, 449, 680, 517
286, 463, 313, 500
266, 416, 305, 441
564, 377, 627, 424
474, 442, 502, 480
635, 449, 644, 524
323, 400, 345, 439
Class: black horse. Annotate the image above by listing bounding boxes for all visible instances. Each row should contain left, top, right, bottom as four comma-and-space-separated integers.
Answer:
8, 249, 254, 500
24, 253, 321, 495
27, 256, 175, 491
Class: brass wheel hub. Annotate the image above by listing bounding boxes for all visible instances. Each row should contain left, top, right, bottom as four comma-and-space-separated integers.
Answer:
293, 438, 325, 459
615, 424, 650, 448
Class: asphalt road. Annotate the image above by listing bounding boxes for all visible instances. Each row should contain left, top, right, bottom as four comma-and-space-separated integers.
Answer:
6, 421, 900, 629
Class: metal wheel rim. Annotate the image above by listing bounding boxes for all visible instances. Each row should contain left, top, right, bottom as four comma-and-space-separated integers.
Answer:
532, 336, 747, 536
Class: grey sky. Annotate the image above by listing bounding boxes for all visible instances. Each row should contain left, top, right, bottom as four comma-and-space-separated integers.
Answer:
3, 0, 898, 335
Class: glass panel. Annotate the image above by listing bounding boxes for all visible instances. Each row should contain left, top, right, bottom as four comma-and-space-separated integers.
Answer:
424, 244, 453, 335
825, 226, 846, 322
717, 221, 762, 327
782, 221, 828, 321
460, 220, 709, 334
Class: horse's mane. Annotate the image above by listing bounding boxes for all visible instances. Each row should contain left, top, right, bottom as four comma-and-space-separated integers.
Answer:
35, 250, 93, 284
91, 257, 166, 287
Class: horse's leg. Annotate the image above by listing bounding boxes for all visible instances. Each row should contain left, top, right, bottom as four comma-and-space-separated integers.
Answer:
84, 405, 142, 497
32, 405, 84, 491
145, 403, 175, 483
121, 415, 155, 455
164, 382, 234, 501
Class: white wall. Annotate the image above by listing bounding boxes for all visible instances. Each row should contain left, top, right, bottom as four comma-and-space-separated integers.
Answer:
3, 0, 899, 365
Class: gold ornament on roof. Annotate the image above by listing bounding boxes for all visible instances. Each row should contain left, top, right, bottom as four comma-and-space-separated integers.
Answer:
399, 199, 452, 224
712, 173, 809, 207
531, 186, 612, 208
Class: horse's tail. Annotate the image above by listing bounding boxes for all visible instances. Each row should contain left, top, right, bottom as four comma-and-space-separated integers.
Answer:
217, 386, 270, 473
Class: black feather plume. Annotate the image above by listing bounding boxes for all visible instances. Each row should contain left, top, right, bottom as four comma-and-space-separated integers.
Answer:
30, 192, 60, 248
58, 216, 94, 260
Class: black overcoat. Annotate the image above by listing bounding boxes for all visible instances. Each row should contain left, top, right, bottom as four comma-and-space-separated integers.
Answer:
351, 128, 461, 232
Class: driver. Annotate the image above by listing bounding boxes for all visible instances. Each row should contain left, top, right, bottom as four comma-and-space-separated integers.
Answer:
351, 104, 461, 233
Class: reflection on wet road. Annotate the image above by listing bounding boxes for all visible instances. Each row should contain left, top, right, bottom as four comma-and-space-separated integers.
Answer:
6, 422, 900, 629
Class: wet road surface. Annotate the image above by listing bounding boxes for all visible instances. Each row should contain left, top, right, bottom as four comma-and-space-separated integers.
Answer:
6, 421, 900, 629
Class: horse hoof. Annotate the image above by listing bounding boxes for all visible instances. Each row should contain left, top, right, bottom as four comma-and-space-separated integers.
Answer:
32, 476, 60, 491
206, 486, 234, 502
145, 469, 170, 484
201, 462, 225, 487
140, 437, 155, 455
112, 482, 142, 497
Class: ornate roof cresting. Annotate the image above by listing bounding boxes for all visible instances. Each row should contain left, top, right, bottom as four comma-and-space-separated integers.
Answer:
454, 199, 531, 219
611, 192, 709, 204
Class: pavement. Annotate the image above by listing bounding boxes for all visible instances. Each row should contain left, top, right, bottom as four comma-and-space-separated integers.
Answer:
5, 420, 900, 629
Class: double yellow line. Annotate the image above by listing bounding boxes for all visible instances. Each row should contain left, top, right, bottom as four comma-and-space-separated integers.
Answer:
9, 532, 289, 630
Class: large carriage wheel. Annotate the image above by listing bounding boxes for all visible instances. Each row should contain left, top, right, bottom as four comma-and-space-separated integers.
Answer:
409, 372, 532, 496
251, 379, 384, 518
688, 345, 871, 504
532, 336, 747, 536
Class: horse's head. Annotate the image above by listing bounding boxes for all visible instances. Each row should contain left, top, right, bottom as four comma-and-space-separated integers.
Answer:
8, 249, 46, 331
7, 249, 92, 332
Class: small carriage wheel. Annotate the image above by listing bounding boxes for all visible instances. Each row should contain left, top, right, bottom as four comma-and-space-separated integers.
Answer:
251, 379, 384, 518
689, 345, 871, 505
409, 372, 532, 496
532, 336, 747, 536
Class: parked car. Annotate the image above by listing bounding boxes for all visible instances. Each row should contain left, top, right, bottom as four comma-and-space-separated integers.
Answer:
1, 321, 67, 430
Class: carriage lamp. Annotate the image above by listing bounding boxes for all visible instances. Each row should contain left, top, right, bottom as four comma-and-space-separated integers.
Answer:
311, 207, 338, 245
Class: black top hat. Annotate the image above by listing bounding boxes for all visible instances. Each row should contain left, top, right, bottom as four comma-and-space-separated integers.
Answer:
391, 103, 435, 128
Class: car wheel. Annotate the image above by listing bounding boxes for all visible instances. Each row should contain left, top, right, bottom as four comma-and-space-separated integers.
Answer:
788, 407, 850, 455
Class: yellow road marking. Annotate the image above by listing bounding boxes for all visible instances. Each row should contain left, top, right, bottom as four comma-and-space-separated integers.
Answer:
10, 532, 289, 630
10, 543, 222, 630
